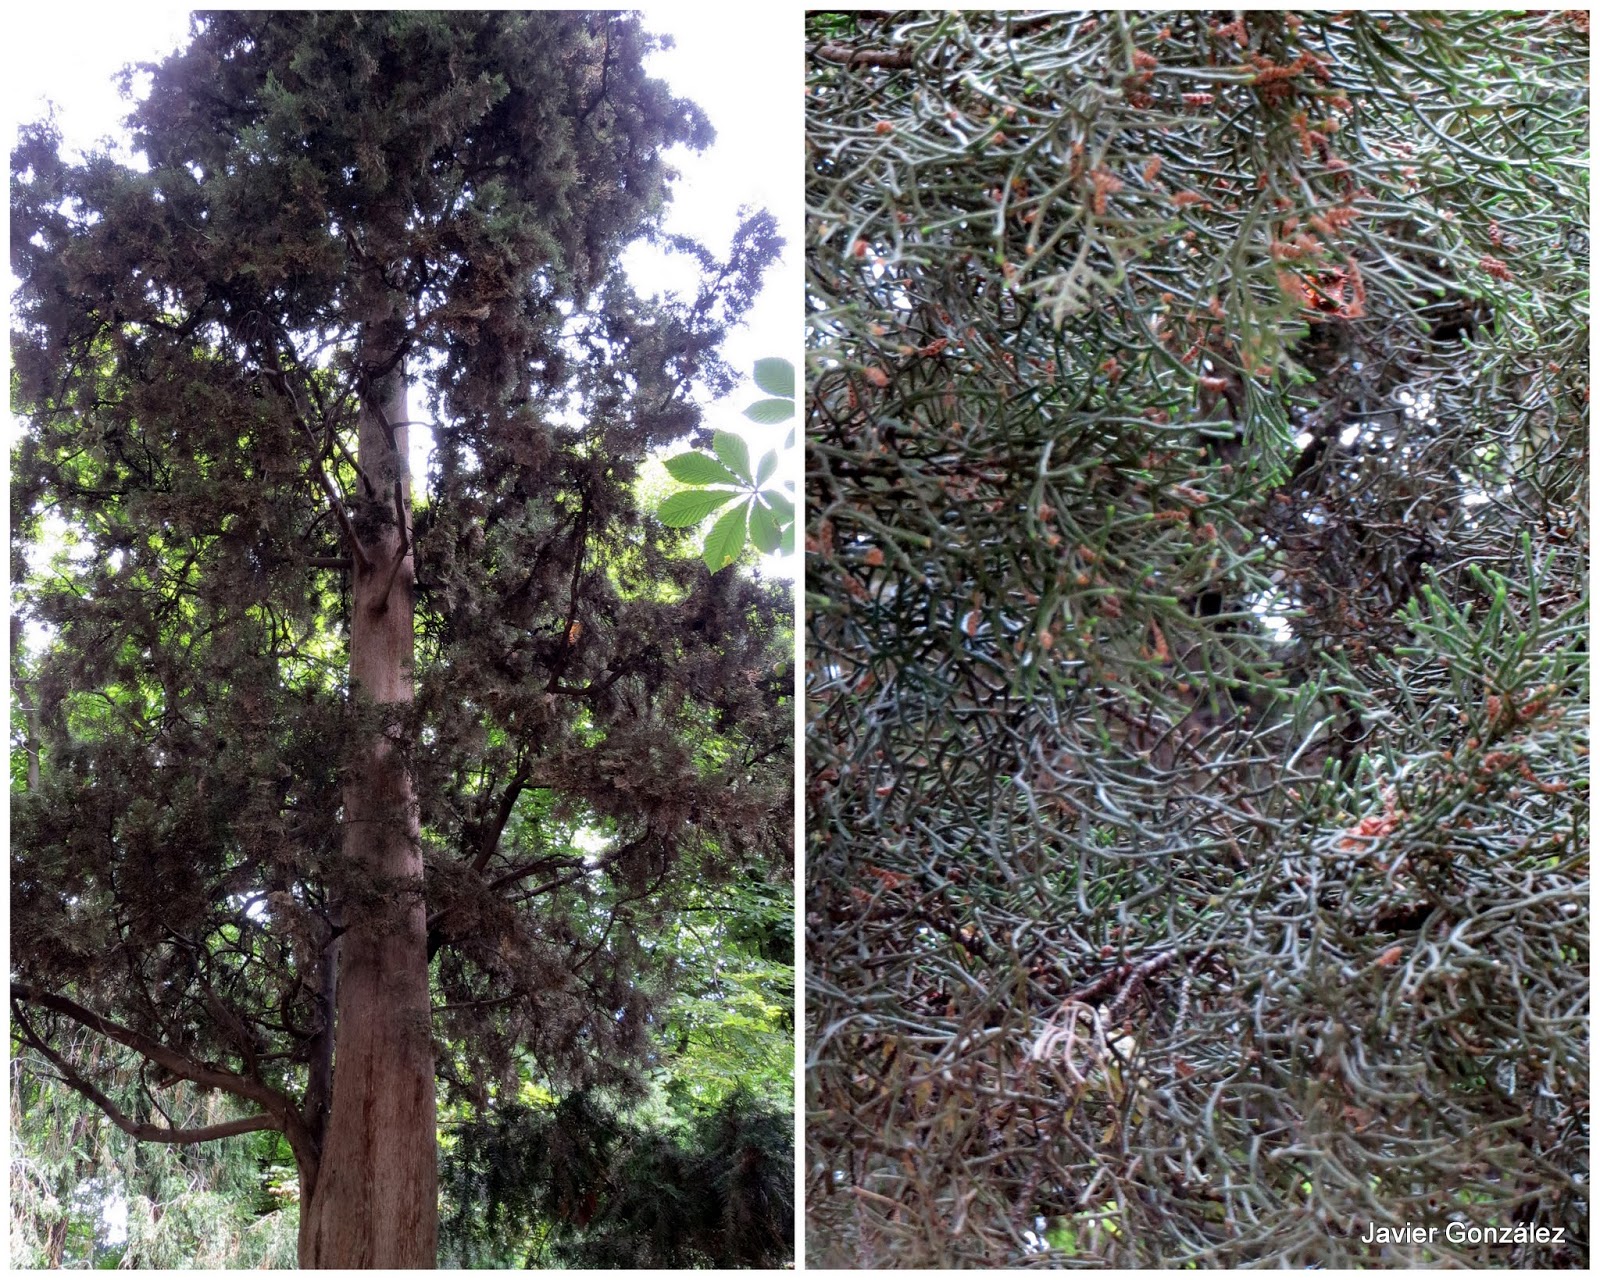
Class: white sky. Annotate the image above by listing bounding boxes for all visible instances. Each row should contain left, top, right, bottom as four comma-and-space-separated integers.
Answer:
4, 6, 801, 475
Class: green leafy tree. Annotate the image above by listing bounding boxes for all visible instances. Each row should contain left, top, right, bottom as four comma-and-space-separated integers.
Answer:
806, 10, 1586, 1268
12, 11, 788, 1267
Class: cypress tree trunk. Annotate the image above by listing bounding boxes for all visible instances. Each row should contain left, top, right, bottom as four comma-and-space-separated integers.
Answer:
298, 349, 437, 1267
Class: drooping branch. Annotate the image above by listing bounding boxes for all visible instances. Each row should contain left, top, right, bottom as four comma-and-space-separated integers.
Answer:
11, 982, 299, 1123
11, 1000, 281, 1147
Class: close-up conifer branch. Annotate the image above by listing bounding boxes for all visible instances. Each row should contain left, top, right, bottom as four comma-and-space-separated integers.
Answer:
805, 9, 1587, 1267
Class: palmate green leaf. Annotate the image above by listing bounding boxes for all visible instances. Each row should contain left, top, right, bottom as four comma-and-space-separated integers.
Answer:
752, 357, 794, 399
748, 498, 781, 555
664, 451, 741, 486
659, 487, 741, 527
712, 430, 753, 484
743, 398, 794, 425
653, 359, 795, 567
761, 489, 794, 525
702, 500, 749, 572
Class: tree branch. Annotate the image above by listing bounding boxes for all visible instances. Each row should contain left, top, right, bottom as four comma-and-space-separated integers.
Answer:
813, 42, 914, 69
11, 982, 298, 1122
375, 478, 412, 610
547, 496, 590, 693
12, 1001, 280, 1146
361, 370, 409, 455
308, 447, 373, 573
489, 827, 654, 898
302, 930, 339, 1148
428, 766, 535, 959
427, 827, 646, 960
469, 761, 530, 875
550, 657, 641, 698
166, 929, 263, 1079
487, 859, 587, 898
10, 616, 41, 791
258, 361, 379, 558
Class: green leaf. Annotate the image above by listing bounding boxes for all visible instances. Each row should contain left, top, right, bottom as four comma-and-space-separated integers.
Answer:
703, 501, 749, 571
761, 490, 795, 524
660, 488, 741, 527
752, 357, 795, 398
664, 451, 741, 486
749, 500, 781, 554
779, 519, 796, 556
713, 430, 753, 484
743, 397, 794, 425
755, 449, 778, 486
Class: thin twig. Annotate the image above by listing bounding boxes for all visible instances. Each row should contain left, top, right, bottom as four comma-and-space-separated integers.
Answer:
376, 478, 412, 608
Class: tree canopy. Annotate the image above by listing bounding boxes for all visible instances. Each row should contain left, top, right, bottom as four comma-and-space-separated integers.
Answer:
12, 9, 791, 1267
805, 10, 1586, 1267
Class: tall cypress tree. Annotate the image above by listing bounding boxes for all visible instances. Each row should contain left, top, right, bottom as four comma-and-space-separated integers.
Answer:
11, 11, 787, 1267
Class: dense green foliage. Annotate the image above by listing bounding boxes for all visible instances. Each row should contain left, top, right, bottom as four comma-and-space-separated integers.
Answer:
440, 1089, 792, 1269
806, 10, 1586, 1267
10, 1056, 298, 1268
12, 9, 791, 1265
435, 870, 792, 1267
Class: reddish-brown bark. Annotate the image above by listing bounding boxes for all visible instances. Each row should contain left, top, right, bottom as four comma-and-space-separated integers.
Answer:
297, 360, 437, 1268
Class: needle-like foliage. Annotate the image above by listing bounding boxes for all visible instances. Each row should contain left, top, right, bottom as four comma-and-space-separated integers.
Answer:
806, 10, 1586, 1266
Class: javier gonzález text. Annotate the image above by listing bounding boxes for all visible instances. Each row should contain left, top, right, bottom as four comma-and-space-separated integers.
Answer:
1360, 1222, 1565, 1247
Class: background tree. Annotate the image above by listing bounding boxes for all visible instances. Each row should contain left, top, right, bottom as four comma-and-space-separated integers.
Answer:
11, 10, 789, 1268
436, 869, 795, 1268
10, 1054, 299, 1268
806, 10, 1586, 1267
